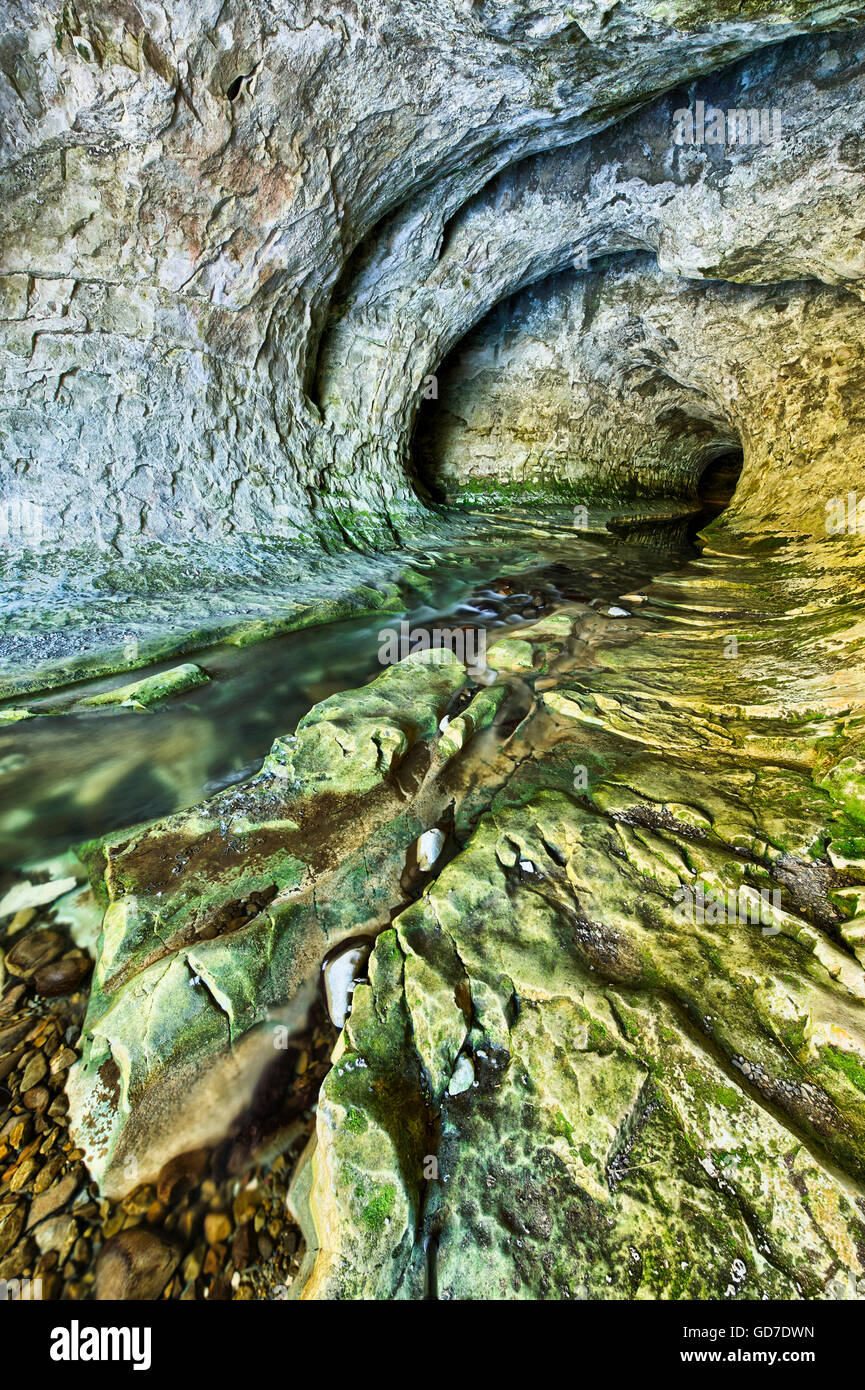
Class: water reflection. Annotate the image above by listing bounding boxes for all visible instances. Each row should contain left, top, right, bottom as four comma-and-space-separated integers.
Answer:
0, 516, 702, 870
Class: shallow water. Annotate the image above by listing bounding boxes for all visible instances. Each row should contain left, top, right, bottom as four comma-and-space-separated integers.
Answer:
0, 515, 703, 871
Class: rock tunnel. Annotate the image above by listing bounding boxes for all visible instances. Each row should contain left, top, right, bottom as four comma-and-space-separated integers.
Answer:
1, 0, 865, 1317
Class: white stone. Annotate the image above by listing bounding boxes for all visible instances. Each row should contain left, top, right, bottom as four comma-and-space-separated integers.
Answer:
323, 942, 370, 1028
448, 1054, 475, 1096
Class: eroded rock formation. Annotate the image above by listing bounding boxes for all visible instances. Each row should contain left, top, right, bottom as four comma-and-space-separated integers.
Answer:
3, 0, 865, 1305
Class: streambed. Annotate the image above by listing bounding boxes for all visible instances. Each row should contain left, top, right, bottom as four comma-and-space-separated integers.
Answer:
0, 514, 702, 872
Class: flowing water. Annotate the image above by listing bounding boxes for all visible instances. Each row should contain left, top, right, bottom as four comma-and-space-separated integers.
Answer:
0, 513, 706, 873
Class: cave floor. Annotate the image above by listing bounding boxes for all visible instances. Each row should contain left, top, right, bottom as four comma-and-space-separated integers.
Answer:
3, 508, 865, 1300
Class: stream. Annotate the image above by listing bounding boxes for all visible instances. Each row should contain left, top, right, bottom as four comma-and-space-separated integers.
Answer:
0, 514, 706, 872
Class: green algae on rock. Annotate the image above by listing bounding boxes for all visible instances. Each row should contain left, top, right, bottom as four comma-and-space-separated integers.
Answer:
80, 663, 211, 710
67, 647, 470, 1196
284, 532, 865, 1299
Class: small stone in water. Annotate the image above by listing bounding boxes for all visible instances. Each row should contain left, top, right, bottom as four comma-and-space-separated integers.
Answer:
94, 1227, 179, 1301
323, 941, 370, 1028
415, 828, 445, 873
32, 955, 90, 997
448, 1055, 475, 1096
5, 929, 66, 978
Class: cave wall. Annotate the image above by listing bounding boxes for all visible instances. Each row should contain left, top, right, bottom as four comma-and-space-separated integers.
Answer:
413, 266, 738, 505
1, 3, 865, 554
322, 27, 865, 527
414, 256, 865, 534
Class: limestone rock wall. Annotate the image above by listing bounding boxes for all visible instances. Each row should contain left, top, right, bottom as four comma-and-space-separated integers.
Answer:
415, 256, 865, 534
321, 27, 865, 524
1, 4, 865, 552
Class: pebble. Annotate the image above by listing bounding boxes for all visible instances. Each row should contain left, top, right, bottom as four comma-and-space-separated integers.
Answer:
22, 1085, 51, 1112
26, 1172, 80, 1227
204, 1211, 232, 1246
232, 1222, 256, 1270
19, 1053, 47, 1092
156, 1148, 210, 1205
8, 909, 36, 936
33, 1213, 79, 1264
33, 955, 90, 997
9, 1156, 39, 1193
0, 1204, 24, 1257
5, 930, 66, 979
448, 1054, 475, 1096
33, 1154, 65, 1194
415, 827, 446, 873
323, 941, 370, 1028
0, 984, 26, 1016
94, 1227, 180, 1301
49, 1046, 78, 1076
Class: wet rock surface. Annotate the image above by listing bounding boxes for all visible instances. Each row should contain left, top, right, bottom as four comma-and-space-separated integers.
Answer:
0, 516, 849, 1300
285, 534, 865, 1299
0, 881, 334, 1299
2, 0, 865, 1310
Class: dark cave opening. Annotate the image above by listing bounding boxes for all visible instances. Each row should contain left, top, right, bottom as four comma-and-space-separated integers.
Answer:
697, 447, 744, 516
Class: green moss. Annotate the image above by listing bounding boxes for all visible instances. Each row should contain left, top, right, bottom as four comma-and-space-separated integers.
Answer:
359, 1183, 397, 1232
821, 1046, 865, 1095
552, 1110, 575, 1145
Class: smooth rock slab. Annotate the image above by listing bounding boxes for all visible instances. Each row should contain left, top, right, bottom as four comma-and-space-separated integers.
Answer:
67, 648, 467, 1197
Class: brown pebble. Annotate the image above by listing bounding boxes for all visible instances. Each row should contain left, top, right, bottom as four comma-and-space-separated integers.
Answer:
3, 1115, 32, 1149
0, 1050, 23, 1083
231, 1221, 256, 1271
5, 931, 65, 980
121, 1184, 157, 1217
26, 1172, 80, 1228
8, 908, 36, 935
72, 1236, 90, 1265
175, 1208, 198, 1241
33, 956, 90, 998
0, 1017, 32, 1052
94, 1227, 179, 1301
0, 1235, 35, 1280
182, 1245, 204, 1282
232, 1187, 261, 1225
33, 1154, 65, 1194
0, 1205, 24, 1257
22, 1085, 50, 1112
39, 1270, 63, 1300
204, 1211, 231, 1246
0, 984, 27, 1017
156, 1147, 209, 1205
49, 1046, 78, 1076
9, 1157, 39, 1193
32, 1213, 78, 1264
